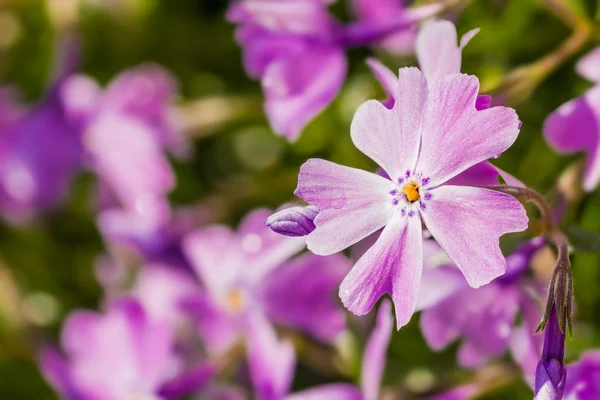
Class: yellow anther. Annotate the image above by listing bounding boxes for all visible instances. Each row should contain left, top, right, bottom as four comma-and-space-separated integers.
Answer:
402, 181, 420, 202
227, 290, 244, 311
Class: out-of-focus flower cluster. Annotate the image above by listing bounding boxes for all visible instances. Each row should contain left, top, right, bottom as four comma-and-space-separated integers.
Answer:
1, 0, 600, 399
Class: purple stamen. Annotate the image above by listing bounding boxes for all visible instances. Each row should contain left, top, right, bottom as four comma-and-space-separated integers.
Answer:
389, 189, 398, 195
421, 177, 430, 186
392, 199, 399, 205
400, 209, 406, 216
397, 177, 404, 184
419, 202, 426, 210
405, 170, 411, 178
408, 210, 415, 217
424, 193, 432, 200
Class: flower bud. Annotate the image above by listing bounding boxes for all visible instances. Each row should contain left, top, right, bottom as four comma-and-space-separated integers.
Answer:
266, 206, 318, 237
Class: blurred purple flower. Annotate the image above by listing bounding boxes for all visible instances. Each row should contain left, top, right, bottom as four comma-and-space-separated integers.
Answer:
40, 298, 213, 400
0, 45, 83, 222
534, 306, 566, 400
227, 0, 440, 140
351, 0, 417, 55
562, 351, 600, 399
544, 46, 600, 191
181, 208, 350, 355
61, 65, 184, 222
419, 239, 546, 370
248, 300, 393, 400
295, 66, 526, 328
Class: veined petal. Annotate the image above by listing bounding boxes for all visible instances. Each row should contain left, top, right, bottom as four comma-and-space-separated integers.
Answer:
361, 300, 393, 400
296, 158, 395, 255
417, 74, 521, 187
351, 67, 426, 180
286, 384, 362, 400
543, 85, 600, 191
264, 47, 347, 140
420, 185, 528, 287
576, 46, 600, 83
339, 212, 423, 328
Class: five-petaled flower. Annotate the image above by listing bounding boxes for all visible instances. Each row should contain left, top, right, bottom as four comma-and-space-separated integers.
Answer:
295, 67, 528, 328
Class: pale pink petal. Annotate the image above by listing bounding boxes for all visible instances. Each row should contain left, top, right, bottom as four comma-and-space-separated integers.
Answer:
132, 265, 198, 327
339, 212, 423, 328
85, 114, 175, 210
264, 47, 347, 140
417, 74, 521, 187
295, 158, 395, 255
351, 67, 426, 180
421, 185, 528, 287
416, 265, 466, 311
246, 311, 296, 400
459, 28, 480, 49
182, 226, 243, 297
286, 384, 362, 400
361, 299, 393, 400
365, 58, 398, 109
416, 20, 461, 83
543, 85, 600, 191
576, 46, 600, 83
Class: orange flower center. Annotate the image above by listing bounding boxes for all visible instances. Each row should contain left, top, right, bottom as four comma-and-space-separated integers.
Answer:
227, 290, 244, 311
402, 181, 420, 203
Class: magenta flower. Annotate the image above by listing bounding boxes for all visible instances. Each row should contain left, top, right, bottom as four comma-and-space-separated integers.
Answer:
181, 208, 350, 355
40, 299, 213, 400
295, 66, 527, 328
562, 351, 600, 399
227, 0, 440, 140
350, 0, 417, 55
0, 43, 82, 222
247, 300, 393, 400
544, 46, 600, 191
419, 239, 545, 369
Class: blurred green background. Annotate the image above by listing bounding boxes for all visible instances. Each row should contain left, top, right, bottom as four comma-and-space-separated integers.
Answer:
0, 0, 599, 398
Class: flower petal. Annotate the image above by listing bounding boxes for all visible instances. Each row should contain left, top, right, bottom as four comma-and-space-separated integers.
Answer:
576, 46, 600, 83
421, 185, 528, 287
179, 293, 241, 356
361, 299, 393, 400
264, 47, 347, 140
246, 311, 296, 400
182, 226, 242, 298
286, 384, 363, 400
416, 20, 461, 83
417, 74, 521, 187
261, 253, 349, 342
366, 58, 398, 109
543, 85, 600, 191
351, 67, 426, 180
339, 212, 423, 328
295, 158, 394, 255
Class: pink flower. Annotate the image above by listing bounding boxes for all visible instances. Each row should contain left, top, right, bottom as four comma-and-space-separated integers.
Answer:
295, 67, 528, 328
544, 46, 600, 191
